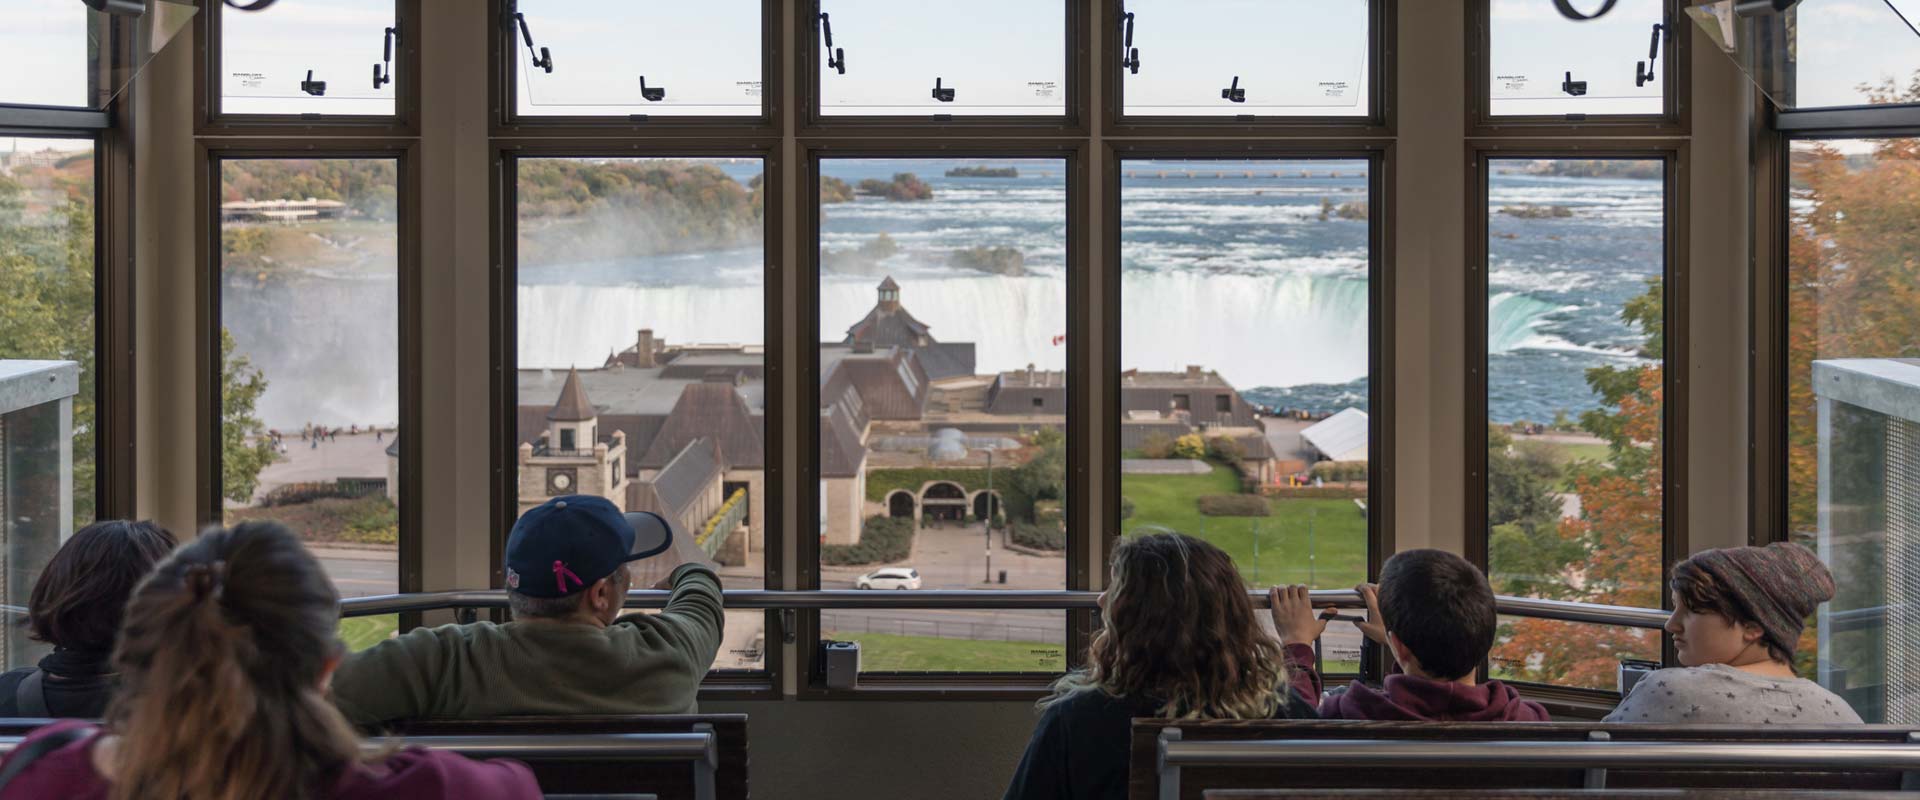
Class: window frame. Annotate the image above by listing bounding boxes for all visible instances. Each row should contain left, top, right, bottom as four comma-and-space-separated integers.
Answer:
194, 0, 421, 136
487, 0, 785, 137
0, 12, 137, 522
1465, 0, 1691, 138
194, 140, 426, 608
1100, 141, 1398, 680
1464, 142, 1691, 706
1101, 0, 1398, 137
795, 0, 1091, 138
794, 141, 1092, 699
489, 140, 787, 700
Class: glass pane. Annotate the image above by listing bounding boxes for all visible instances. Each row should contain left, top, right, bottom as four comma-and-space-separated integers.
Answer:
0, 365, 78, 670
824, 610, 1067, 673
516, 157, 768, 672
1788, 138, 1920, 723
512, 0, 762, 117
1484, 158, 1665, 689
816, 1, 1065, 116
220, 158, 400, 601
0, 138, 97, 530
815, 158, 1068, 671
1489, 0, 1667, 117
1687, 0, 1920, 111
1492, 616, 1659, 692
1121, 0, 1369, 117
220, 0, 396, 116
1117, 160, 1371, 605
0, 0, 90, 107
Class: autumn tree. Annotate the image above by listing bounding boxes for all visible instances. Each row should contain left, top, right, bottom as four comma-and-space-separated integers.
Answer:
221, 329, 278, 504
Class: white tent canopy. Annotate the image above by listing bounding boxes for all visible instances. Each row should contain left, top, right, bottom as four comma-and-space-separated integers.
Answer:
1301, 407, 1368, 463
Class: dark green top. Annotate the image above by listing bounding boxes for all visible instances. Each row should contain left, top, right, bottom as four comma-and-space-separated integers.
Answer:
331, 564, 724, 725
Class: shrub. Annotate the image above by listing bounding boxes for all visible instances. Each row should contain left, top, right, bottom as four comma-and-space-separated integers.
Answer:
1197, 494, 1272, 517
260, 481, 353, 508
1172, 433, 1206, 460
1009, 521, 1066, 551
1309, 461, 1369, 483
341, 498, 398, 545
1207, 436, 1244, 466
823, 516, 916, 566
1119, 495, 1136, 521
1140, 432, 1175, 459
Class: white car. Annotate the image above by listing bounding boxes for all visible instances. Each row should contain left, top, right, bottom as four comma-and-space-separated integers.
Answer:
856, 567, 922, 590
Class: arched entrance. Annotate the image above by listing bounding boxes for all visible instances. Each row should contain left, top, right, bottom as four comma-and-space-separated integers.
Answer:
886, 490, 917, 519
971, 490, 1003, 522
920, 481, 967, 523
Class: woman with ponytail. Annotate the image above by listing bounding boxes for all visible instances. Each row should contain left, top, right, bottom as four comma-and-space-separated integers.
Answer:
0, 522, 540, 799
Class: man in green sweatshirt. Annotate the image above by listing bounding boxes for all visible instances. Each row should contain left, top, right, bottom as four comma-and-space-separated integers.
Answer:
331, 495, 724, 725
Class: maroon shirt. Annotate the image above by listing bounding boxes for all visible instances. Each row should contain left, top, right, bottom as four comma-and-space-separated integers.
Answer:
1318, 673, 1551, 722
0, 721, 541, 800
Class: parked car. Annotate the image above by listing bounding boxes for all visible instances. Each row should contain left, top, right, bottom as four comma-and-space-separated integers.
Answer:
856, 567, 922, 590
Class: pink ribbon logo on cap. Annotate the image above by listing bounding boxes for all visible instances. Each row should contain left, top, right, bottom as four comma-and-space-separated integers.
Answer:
552, 560, 583, 592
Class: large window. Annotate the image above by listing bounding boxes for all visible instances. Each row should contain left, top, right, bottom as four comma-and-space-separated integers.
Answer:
1690, 0, 1920, 111
218, 158, 400, 615
1115, 158, 1373, 669
814, 1, 1066, 116
1786, 137, 1920, 723
1482, 157, 1667, 690
1487, 0, 1668, 117
218, 0, 397, 116
0, 1, 90, 108
0, 138, 97, 532
814, 157, 1069, 672
510, 1, 762, 118
1119, 1, 1370, 117
515, 157, 769, 671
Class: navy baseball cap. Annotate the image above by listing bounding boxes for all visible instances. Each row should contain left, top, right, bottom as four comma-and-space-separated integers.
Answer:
505, 495, 673, 598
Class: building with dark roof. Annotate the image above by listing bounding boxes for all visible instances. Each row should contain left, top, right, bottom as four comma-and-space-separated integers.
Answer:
841, 277, 976, 381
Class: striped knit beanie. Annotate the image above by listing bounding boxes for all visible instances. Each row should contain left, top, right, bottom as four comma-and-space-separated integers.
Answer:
1684, 543, 1834, 657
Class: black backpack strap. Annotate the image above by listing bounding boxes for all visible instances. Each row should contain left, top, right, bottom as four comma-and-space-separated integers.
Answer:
11, 671, 47, 719
0, 726, 89, 790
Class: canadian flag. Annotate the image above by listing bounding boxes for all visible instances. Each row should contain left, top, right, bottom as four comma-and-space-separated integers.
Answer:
1051, 334, 1066, 346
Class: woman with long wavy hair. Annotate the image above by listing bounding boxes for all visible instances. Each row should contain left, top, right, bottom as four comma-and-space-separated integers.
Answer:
1003, 531, 1326, 800
0, 521, 540, 800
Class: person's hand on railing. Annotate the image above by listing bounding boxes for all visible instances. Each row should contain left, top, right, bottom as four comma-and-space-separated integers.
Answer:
1352, 583, 1388, 645
1270, 585, 1328, 647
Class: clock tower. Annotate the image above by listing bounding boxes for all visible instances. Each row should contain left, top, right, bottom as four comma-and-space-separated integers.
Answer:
517, 367, 630, 516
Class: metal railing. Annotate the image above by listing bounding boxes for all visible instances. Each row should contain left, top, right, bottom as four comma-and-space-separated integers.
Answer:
1154, 729, 1920, 799
340, 589, 1671, 629
0, 730, 717, 800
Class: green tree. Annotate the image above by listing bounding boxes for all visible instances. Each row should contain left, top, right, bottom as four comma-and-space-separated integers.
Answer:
221, 329, 277, 504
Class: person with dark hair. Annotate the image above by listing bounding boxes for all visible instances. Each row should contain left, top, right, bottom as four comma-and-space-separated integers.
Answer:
1004, 532, 1322, 800
330, 495, 723, 725
1319, 548, 1550, 721
0, 520, 176, 719
1605, 543, 1859, 723
0, 521, 538, 799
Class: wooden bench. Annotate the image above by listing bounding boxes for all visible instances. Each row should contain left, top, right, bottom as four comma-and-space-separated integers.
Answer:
391, 715, 749, 800
1130, 721, 1920, 800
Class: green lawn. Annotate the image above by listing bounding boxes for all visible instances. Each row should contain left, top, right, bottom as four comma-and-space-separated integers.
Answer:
830, 632, 1067, 672
339, 614, 398, 652
1121, 463, 1368, 589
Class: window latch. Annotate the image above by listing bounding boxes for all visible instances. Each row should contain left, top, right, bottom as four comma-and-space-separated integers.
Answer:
299, 69, 326, 97
1221, 75, 1245, 103
373, 26, 395, 89
1561, 71, 1588, 97
820, 13, 846, 74
931, 77, 955, 102
639, 76, 665, 102
1635, 23, 1663, 87
1120, 12, 1140, 74
512, 11, 554, 74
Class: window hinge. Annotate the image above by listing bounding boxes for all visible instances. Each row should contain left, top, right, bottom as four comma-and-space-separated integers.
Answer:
781, 608, 796, 644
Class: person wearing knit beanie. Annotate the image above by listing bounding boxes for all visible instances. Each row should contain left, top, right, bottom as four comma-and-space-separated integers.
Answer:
1603, 543, 1860, 724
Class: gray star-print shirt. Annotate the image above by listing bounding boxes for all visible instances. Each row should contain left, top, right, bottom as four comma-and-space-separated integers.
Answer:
1603, 664, 1863, 724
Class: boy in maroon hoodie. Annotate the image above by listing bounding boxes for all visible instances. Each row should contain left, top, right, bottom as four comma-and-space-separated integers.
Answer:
1316, 549, 1550, 721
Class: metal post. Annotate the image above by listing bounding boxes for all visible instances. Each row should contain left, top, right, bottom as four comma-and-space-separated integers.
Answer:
985, 450, 994, 583
1157, 727, 1183, 800
1584, 730, 1610, 789
1308, 507, 1317, 586
691, 723, 718, 800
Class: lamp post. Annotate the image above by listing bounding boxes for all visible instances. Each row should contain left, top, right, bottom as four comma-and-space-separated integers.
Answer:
983, 449, 994, 584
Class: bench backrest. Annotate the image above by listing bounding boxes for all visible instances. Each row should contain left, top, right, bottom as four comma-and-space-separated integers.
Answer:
1131, 720, 1920, 800
392, 715, 749, 800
